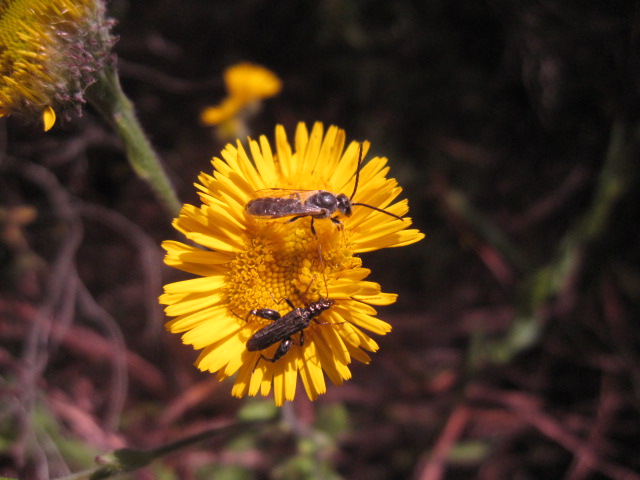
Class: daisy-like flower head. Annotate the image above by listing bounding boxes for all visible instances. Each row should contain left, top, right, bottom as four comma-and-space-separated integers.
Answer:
161, 122, 424, 406
200, 62, 281, 140
0, 0, 114, 130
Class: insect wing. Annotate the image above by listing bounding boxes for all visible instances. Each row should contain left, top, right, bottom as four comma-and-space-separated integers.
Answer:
246, 308, 309, 351
246, 188, 327, 218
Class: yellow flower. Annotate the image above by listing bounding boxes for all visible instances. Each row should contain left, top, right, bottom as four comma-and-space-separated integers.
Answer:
0, 0, 114, 130
223, 62, 282, 104
201, 63, 282, 140
160, 122, 424, 406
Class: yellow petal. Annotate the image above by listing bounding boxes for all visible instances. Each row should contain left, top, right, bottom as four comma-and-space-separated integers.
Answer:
160, 121, 425, 405
42, 106, 56, 131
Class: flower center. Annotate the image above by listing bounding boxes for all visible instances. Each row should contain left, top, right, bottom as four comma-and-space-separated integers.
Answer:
224, 217, 355, 322
0, 0, 113, 117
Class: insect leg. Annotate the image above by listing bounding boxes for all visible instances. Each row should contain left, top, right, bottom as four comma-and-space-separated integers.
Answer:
286, 215, 317, 236
329, 215, 346, 236
329, 216, 342, 226
246, 308, 281, 322
286, 215, 306, 224
313, 318, 343, 325
267, 294, 296, 311
258, 338, 294, 364
231, 309, 279, 323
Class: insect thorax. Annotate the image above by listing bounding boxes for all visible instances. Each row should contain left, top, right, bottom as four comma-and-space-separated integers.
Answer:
306, 191, 338, 213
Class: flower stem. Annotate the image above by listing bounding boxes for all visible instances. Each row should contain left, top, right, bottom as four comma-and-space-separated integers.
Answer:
51, 420, 270, 480
86, 64, 181, 216
479, 119, 640, 365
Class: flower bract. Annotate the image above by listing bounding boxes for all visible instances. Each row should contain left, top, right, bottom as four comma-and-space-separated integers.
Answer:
160, 122, 424, 405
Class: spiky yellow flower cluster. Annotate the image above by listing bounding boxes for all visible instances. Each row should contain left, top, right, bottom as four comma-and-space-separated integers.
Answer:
0, 0, 114, 130
161, 122, 423, 405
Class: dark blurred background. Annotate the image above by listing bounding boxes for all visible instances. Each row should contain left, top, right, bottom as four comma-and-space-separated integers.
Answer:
2, 1, 640, 479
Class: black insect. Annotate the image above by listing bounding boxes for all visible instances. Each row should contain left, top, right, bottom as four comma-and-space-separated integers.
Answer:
245, 143, 403, 234
245, 297, 335, 366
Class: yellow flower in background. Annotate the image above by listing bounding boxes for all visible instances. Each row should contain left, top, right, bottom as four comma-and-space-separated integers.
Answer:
223, 62, 282, 103
0, 0, 114, 130
201, 63, 282, 140
160, 122, 424, 406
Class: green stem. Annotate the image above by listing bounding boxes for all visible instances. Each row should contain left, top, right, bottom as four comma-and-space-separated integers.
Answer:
51, 420, 269, 480
526, 120, 635, 309
482, 119, 639, 365
86, 64, 181, 216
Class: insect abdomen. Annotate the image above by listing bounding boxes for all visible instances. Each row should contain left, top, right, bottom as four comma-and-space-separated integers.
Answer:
246, 308, 310, 351
246, 197, 303, 217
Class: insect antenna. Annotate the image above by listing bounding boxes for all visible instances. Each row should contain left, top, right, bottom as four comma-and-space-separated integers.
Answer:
300, 274, 316, 307
321, 265, 330, 300
349, 142, 363, 202
348, 141, 404, 221
350, 202, 404, 220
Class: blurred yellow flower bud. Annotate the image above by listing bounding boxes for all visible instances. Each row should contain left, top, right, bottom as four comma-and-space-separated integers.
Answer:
201, 63, 281, 140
